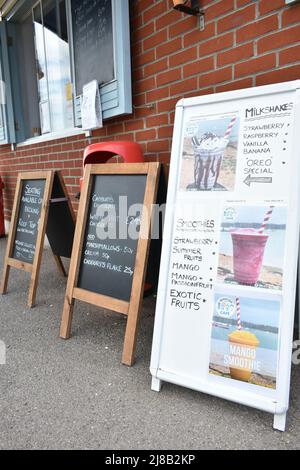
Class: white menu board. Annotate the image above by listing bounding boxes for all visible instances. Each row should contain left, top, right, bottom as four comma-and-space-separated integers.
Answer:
150, 81, 300, 431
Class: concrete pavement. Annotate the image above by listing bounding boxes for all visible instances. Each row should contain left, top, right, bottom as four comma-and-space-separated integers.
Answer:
0, 239, 299, 450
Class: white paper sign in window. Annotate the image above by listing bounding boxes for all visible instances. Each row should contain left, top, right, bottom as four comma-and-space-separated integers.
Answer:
81, 80, 103, 131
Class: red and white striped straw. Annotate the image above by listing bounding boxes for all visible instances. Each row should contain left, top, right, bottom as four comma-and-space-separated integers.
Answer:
224, 116, 237, 140
236, 297, 242, 331
258, 206, 274, 234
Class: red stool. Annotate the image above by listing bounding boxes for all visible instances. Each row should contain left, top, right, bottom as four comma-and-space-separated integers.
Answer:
80, 141, 145, 191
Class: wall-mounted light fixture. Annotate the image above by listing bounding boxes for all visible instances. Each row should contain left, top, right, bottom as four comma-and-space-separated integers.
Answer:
173, 1, 205, 30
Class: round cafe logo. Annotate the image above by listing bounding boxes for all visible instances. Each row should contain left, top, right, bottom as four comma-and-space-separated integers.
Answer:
216, 297, 236, 319
223, 207, 237, 222
224, 207, 237, 222
185, 124, 198, 137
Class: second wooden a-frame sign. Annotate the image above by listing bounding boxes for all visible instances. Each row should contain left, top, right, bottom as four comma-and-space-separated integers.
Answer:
60, 163, 160, 366
1, 171, 76, 308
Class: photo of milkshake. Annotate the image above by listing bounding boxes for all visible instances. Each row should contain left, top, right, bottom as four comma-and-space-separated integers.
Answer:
231, 229, 269, 285
180, 113, 240, 192
228, 330, 260, 382
192, 133, 229, 190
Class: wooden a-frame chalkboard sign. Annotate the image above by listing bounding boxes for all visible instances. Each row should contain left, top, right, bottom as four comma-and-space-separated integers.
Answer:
1, 171, 76, 308
60, 163, 160, 366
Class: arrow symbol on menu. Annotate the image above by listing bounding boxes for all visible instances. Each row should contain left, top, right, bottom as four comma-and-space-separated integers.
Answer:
244, 175, 273, 186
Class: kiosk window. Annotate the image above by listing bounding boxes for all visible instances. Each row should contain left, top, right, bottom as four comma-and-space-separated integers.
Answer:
0, 0, 132, 144
15, 0, 73, 139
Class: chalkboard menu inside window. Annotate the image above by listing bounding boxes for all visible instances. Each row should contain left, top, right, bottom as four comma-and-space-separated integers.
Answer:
71, 0, 114, 96
77, 174, 147, 302
12, 180, 46, 264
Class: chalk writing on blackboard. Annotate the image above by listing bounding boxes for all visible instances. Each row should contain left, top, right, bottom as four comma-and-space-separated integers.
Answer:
71, 0, 114, 95
77, 174, 147, 301
12, 180, 46, 264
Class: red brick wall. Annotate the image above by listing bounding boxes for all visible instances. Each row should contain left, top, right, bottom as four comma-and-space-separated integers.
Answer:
1, 0, 300, 219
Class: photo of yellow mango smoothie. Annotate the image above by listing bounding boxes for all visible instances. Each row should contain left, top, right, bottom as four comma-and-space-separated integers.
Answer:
209, 293, 279, 389
228, 330, 260, 382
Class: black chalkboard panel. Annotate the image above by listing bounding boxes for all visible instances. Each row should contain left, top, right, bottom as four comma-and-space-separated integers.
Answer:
71, 0, 114, 95
46, 174, 75, 258
12, 180, 46, 264
77, 174, 147, 301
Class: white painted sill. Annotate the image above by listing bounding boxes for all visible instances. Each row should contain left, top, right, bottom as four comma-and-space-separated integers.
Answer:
15, 128, 92, 148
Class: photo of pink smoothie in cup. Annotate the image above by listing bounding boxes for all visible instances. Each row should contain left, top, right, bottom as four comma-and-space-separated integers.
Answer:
231, 229, 269, 285
218, 206, 287, 290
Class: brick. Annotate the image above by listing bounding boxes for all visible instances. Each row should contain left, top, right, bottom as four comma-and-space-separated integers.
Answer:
131, 41, 143, 59
169, 16, 198, 38
131, 13, 143, 30
134, 0, 155, 17
183, 56, 214, 78
143, 0, 167, 24
258, 25, 300, 54
124, 119, 144, 132
157, 67, 181, 86
256, 64, 300, 86
158, 125, 173, 139
216, 77, 253, 92
147, 139, 170, 153
217, 4, 256, 34
69, 168, 82, 177
205, 0, 234, 22
259, 0, 285, 15
156, 37, 181, 59
279, 45, 300, 66
235, 53, 276, 78
170, 77, 197, 96
218, 43, 254, 67
170, 46, 197, 67
199, 66, 232, 87
132, 21, 154, 44
135, 105, 157, 119
157, 97, 180, 113
134, 76, 156, 94
146, 86, 169, 104
143, 29, 167, 51
134, 93, 146, 106
236, 15, 278, 44
134, 49, 155, 67
155, 10, 178, 31
146, 114, 169, 128
144, 58, 168, 77
144, 154, 159, 162
184, 22, 215, 48
157, 153, 171, 164
136, 129, 156, 141
199, 32, 233, 56
282, 4, 300, 26
236, 0, 253, 6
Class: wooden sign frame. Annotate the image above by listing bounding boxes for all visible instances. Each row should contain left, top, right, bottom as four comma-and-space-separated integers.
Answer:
1, 171, 75, 308
60, 163, 160, 366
